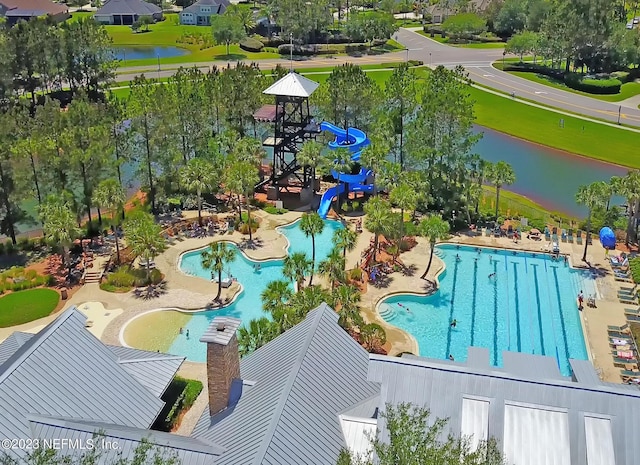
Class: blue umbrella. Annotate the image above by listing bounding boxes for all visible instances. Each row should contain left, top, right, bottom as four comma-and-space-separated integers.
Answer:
599, 227, 616, 249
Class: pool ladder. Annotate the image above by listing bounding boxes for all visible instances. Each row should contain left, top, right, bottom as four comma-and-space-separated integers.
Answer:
378, 305, 398, 322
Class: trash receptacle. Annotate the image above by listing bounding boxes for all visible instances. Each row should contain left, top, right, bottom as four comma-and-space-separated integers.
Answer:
60, 287, 68, 300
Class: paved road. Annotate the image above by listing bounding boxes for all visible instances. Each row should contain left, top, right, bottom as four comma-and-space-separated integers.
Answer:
395, 28, 640, 127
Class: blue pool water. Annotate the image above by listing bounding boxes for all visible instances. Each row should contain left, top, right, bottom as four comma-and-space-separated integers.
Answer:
169, 219, 343, 361
379, 244, 596, 376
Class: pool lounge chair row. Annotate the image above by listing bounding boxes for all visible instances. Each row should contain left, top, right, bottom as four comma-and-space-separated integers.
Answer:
620, 369, 640, 383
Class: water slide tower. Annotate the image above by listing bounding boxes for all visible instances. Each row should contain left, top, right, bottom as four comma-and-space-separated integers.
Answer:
254, 72, 320, 201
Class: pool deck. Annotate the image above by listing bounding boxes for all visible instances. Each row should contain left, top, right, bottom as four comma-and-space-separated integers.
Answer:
0, 208, 631, 386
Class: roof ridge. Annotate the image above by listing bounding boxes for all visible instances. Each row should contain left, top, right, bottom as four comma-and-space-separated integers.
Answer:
250, 303, 331, 465
117, 356, 185, 364
0, 307, 84, 384
369, 354, 640, 398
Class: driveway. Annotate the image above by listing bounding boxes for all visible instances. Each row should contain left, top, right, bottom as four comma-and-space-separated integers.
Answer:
394, 28, 640, 127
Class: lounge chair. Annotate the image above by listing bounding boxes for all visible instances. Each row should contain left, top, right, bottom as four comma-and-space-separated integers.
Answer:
506, 225, 514, 238
625, 308, 640, 316
612, 356, 639, 368
619, 295, 637, 305
611, 336, 634, 346
621, 369, 640, 377
619, 284, 637, 292
608, 323, 630, 332
611, 256, 629, 268
576, 230, 583, 245
626, 313, 640, 322
561, 229, 567, 242
615, 275, 634, 283
567, 229, 574, 243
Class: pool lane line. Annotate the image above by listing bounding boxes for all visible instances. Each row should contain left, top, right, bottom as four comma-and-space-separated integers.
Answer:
511, 261, 522, 352
470, 257, 478, 347
551, 265, 572, 368
492, 259, 499, 366
543, 258, 562, 372
503, 255, 511, 352
445, 258, 460, 359
530, 264, 546, 355
523, 256, 536, 354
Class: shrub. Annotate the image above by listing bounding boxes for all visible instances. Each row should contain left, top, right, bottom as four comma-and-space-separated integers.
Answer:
352, 201, 360, 211
630, 257, 640, 283
611, 71, 631, 83
239, 36, 264, 52
349, 267, 363, 281
564, 74, 621, 95
18, 237, 32, 251
0, 242, 5, 256
5, 242, 15, 255
105, 267, 135, 288
404, 221, 418, 236
264, 206, 288, 214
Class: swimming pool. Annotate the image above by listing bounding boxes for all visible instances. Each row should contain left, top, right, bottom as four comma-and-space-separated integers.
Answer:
170, 219, 343, 361
379, 244, 596, 376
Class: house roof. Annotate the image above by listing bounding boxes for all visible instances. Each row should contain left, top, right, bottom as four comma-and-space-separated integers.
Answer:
367, 348, 640, 465
0, 0, 68, 16
193, 303, 380, 465
95, 0, 161, 16
28, 415, 224, 465
181, 0, 229, 15
263, 72, 320, 98
0, 331, 33, 365
0, 307, 171, 460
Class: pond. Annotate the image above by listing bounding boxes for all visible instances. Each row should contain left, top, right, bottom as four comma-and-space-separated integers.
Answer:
474, 126, 627, 217
112, 46, 189, 61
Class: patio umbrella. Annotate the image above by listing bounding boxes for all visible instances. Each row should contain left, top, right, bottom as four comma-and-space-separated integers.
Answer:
599, 227, 616, 249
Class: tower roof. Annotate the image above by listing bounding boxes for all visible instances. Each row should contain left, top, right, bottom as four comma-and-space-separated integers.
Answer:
263, 72, 320, 98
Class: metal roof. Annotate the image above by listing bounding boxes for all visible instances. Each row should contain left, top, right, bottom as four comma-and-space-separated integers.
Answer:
200, 317, 241, 345
28, 415, 224, 465
94, 0, 160, 16
182, 0, 229, 14
263, 72, 320, 98
367, 348, 640, 465
193, 303, 379, 465
0, 307, 166, 460
0, 331, 33, 365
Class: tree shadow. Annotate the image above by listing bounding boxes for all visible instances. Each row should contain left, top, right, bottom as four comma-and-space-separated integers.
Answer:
401, 264, 418, 277
206, 296, 232, 309
213, 53, 248, 61
371, 274, 393, 289
133, 282, 168, 300
238, 238, 264, 250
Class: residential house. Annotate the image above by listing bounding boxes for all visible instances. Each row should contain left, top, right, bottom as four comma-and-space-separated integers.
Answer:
0, 0, 69, 25
94, 0, 162, 25
0, 307, 221, 464
428, 0, 490, 24
179, 0, 229, 26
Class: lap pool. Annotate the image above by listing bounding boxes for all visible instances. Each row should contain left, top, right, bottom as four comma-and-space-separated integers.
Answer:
168, 219, 343, 362
379, 244, 596, 376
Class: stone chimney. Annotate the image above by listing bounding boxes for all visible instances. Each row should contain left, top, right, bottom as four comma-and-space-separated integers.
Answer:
200, 316, 242, 416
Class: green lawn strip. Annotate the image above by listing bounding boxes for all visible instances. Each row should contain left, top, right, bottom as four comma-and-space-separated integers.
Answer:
416, 31, 504, 48
493, 62, 640, 102
470, 86, 640, 168
0, 288, 60, 327
481, 185, 575, 223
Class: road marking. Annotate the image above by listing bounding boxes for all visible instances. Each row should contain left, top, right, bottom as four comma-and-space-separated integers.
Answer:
483, 74, 494, 77
535, 91, 548, 94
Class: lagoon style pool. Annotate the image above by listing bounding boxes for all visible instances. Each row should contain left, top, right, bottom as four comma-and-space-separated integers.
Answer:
169, 219, 343, 361
379, 244, 596, 376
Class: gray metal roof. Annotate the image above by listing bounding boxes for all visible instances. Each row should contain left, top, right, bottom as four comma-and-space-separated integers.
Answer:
28, 415, 224, 465
0, 331, 33, 365
0, 307, 166, 459
367, 348, 640, 465
95, 0, 160, 16
200, 317, 241, 345
193, 303, 379, 465
263, 72, 320, 98
182, 0, 229, 15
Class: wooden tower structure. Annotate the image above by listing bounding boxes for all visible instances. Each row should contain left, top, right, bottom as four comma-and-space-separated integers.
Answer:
254, 72, 320, 198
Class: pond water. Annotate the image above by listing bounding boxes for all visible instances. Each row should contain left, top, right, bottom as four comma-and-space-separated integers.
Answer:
112, 46, 189, 61
475, 127, 627, 217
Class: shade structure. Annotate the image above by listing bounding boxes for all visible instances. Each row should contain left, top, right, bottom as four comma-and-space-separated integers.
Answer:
599, 227, 616, 249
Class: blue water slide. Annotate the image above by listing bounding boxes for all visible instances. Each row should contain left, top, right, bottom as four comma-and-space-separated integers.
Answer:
320, 122, 370, 153
318, 184, 346, 219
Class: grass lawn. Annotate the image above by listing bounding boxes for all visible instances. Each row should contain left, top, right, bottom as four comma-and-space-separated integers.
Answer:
0, 288, 60, 327
417, 31, 504, 48
470, 86, 640, 168
493, 62, 640, 102
480, 185, 574, 222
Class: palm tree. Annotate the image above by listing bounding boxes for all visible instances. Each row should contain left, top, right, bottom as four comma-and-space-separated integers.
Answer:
334, 227, 358, 260
418, 215, 450, 280
40, 195, 81, 275
283, 252, 312, 290
200, 241, 237, 301
389, 182, 418, 238
226, 4, 256, 33
359, 142, 389, 194
332, 284, 363, 330
226, 160, 260, 241
179, 158, 217, 226
297, 140, 324, 191
238, 317, 277, 356
261, 280, 292, 314
377, 160, 402, 193
93, 178, 126, 264
299, 212, 325, 286
360, 323, 387, 353
289, 285, 332, 320
576, 182, 607, 262
616, 171, 640, 247
123, 212, 167, 283
363, 196, 393, 262
489, 161, 515, 220
318, 247, 346, 290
